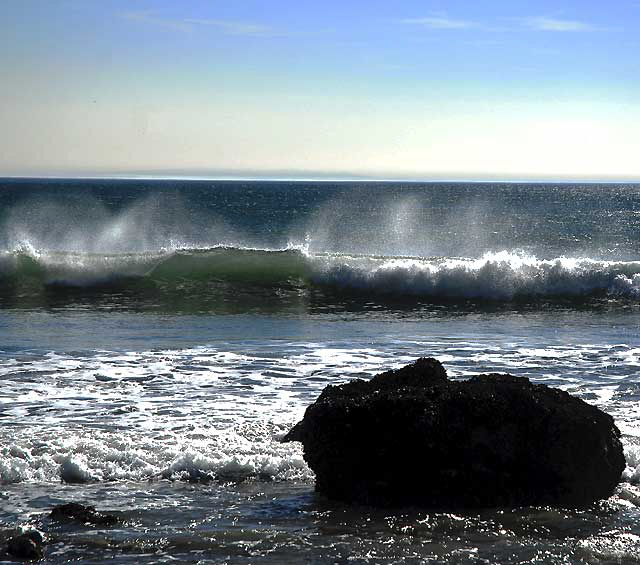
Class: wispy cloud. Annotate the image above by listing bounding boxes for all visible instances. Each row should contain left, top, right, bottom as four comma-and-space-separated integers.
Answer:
522, 17, 603, 32
123, 11, 191, 32
401, 13, 604, 34
183, 19, 273, 36
401, 16, 478, 30
122, 11, 275, 36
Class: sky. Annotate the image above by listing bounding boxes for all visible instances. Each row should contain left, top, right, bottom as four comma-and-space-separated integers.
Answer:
1, 0, 639, 180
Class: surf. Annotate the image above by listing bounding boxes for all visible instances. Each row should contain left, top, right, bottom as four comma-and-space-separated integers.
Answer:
1, 245, 639, 302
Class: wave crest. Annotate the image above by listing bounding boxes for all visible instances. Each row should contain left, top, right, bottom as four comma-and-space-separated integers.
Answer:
313, 251, 640, 300
0, 246, 639, 301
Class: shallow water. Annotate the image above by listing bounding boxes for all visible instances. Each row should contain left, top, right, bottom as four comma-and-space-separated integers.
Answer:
3, 480, 640, 563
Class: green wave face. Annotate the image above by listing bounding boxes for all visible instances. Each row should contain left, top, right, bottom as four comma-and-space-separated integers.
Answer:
0, 246, 314, 289
0, 246, 316, 314
149, 248, 312, 284
1, 247, 640, 309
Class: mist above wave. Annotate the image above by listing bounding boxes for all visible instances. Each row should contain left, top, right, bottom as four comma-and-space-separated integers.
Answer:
0, 193, 242, 254
0, 187, 637, 300
0, 184, 613, 259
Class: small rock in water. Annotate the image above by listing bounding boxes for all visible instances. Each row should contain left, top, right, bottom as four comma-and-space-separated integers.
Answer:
50, 502, 119, 526
283, 357, 626, 508
6, 530, 44, 560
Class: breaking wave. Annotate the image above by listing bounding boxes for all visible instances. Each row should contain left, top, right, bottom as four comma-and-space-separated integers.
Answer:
0, 245, 639, 301
313, 251, 640, 301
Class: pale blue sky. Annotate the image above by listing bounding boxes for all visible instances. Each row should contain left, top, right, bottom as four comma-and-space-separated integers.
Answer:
1, 0, 639, 179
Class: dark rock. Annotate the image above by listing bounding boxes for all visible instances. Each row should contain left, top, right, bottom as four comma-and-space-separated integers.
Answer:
50, 502, 119, 526
6, 531, 44, 560
283, 358, 626, 508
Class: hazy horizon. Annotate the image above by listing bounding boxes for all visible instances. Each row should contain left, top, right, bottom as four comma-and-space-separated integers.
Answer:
2, 170, 640, 183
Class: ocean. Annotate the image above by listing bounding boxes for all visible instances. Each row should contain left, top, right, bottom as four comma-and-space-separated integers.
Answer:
0, 178, 639, 563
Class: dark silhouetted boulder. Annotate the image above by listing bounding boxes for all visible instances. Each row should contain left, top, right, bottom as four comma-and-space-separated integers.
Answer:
6, 531, 44, 560
50, 502, 119, 526
283, 358, 625, 508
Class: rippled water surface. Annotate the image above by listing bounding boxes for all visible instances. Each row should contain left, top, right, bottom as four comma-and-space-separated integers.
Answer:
1, 179, 639, 562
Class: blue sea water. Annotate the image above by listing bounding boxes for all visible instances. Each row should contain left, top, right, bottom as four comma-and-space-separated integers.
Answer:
0, 178, 640, 563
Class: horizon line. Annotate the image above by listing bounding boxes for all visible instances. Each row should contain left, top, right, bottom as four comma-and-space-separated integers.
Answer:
2, 174, 640, 184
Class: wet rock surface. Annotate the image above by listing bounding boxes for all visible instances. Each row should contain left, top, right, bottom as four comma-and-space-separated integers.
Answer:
284, 358, 626, 508
49, 503, 119, 527
0, 504, 122, 561
4, 530, 44, 561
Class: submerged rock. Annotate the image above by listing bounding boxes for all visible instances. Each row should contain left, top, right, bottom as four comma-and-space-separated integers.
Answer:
49, 503, 119, 527
283, 358, 625, 508
5, 530, 44, 560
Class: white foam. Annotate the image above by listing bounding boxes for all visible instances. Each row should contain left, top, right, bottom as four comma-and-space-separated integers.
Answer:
59, 455, 94, 483
0, 423, 310, 484
310, 251, 640, 299
611, 273, 640, 298
577, 531, 640, 563
622, 440, 640, 484
2, 340, 640, 485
